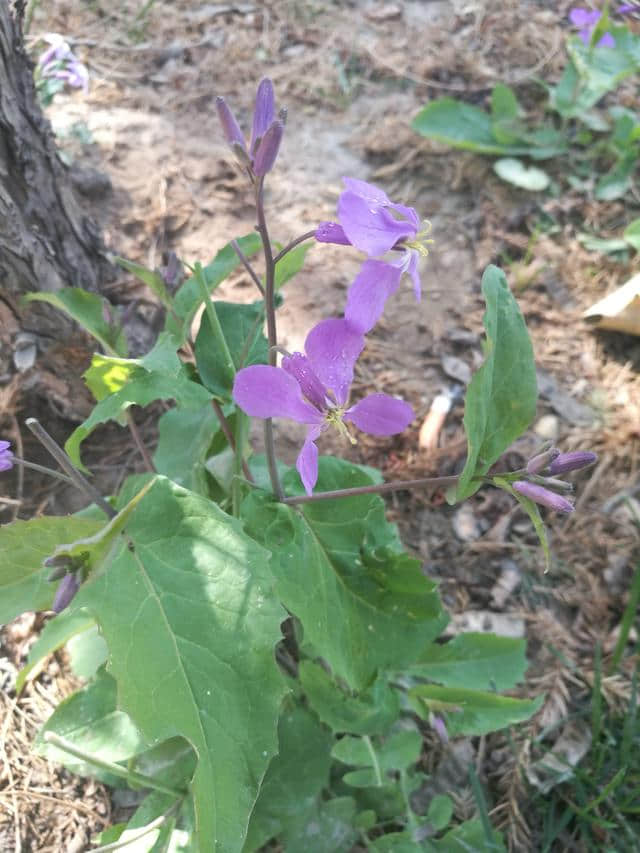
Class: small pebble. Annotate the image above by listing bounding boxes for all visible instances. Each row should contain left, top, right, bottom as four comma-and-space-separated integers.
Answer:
534, 414, 560, 441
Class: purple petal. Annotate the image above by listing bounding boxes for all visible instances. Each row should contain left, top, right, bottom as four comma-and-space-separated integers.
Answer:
389, 202, 420, 231
233, 365, 323, 423
52, 573, 80, 613
304, 318, 365, 406
345, 393, 414, 435
569, 8, 600, 27
513, 481, 574, 513
338, 191, 415, 256
250, 78, 276, 155
215, 96, 247, 151
342, 177, 391, 205
344, 260, 402, 334
252, 120, 284, 176
296, 425, 323, 495
315, 222, 351, 245
281, 353, 327, 411
549, 451, 598, 475
404, 249, 422, 301
597, 32, 616, 47
0, 455, 13, 472
0, 440, 10, 452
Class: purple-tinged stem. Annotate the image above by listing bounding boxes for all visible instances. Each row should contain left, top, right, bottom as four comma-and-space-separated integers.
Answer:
25, 418, 116, 519
231, 238, 264, 296
255, 178, 284, 500
272, 230, 316, 266
281, 474, 461, 505
211, 400, 254, 484
126, 412, 155, 473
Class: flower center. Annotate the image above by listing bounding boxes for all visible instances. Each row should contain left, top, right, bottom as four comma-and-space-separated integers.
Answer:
324, 407, 357, 445
403, 220, 434, 258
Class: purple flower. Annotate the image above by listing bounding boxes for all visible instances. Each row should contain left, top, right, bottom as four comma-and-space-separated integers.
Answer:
526, 446, 560, 475
38, 34, 89, 93
513, 481, 574, 513
215, 78, 285, 177
232, 317, 414, 494
52, 572, 80, 613
0, 440, 13, 472
569, 8, 616, 47
549, 451, 598, 475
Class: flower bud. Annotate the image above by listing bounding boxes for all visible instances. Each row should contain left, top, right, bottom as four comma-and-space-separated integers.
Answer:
215, 96, 246, 151
45, 554, 76, 581
315, 222, 351, 245
252, 120, 284, 177
549, 451, 598, 476
429, 712, 449, 744
250, 78, 275, 155
526, 446, 559, 475
513, 481, 574, 513
52, 573, 80, 613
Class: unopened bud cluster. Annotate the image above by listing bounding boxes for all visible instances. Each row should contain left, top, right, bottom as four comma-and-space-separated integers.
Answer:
513, 447, 598, 513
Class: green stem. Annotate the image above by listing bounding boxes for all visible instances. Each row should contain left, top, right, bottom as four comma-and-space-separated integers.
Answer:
363, 735, 383, 787
11, 457, 74, 486
43, 732, 185, 798
90, 804, 180, 853
195, 262, 235, 388
255, 178, 283, 500
608, 561, 640, 675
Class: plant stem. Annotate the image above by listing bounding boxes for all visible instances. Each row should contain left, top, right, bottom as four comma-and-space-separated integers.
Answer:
90, 806, 179, 853
194, 262, 235, 387
126, 412, 155, 473
281, 474, 461, 505
211, 400, 254, 484
43, 732, 185, 798
363, 735, 383, 787
231, 239, 264, 296
10, 457, 75, 486
255, 177, 284, 500
25, 419, 116, 519
608, 561, 640, 675
272, 229, 316, 265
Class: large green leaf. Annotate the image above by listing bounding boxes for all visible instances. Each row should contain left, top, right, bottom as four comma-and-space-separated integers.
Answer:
242, 458, 447, 689
68, 477, 286, 852
35, 668, 147, 779
299, 661, 400, 735
194, 301, 268, 401
454, 265, 537, 501
167, 234, 262, 342
0, 516, 103, 624
153, 405, 217, 495
23, 287, 127, 356
66, 362, 211, 468
409, 633, 528, 691
408, 685, 542, 736
245, 702, 334, 851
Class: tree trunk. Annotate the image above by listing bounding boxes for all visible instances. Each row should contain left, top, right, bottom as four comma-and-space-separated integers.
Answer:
0, 1, 111, 346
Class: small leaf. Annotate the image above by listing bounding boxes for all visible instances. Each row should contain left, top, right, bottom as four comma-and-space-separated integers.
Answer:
491, 84, 521, 145
299, 661, 400, 735
16, 611, 95, 693
623, 218, 640, 251
409, 685, 543, 736
0, 516, 103, 624
66, 624, 109, 680
153, 405, 217, 495
410, 633, 528, 691
594, 154, 637, 200
113, 255, 172, 307
427, 793, 454, 831
274, 242, 312, 290
23, 288, 127, 356
493, 158, 550, 191
455, 266, 537, 501
429, 817, 506, 852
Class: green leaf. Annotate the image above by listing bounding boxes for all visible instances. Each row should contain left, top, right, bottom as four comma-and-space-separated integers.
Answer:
281, 797, 358, 853
412, 98, 534, 155
624, 219, 640, 251
242, 458, 447, 689
35, 668, 147, 779
23, 288, 128, 356
454, 265, 537, 501
490, 84, 521, 145
245, 702, 334, 851
428, 818, 506, 852
154, 405, 217, 495
427, 794, 454, 832
16, 611, 96, 693
594, 153, 638, 201
493, 158, 550, 191
300, 661, 400, 735
368, 832, 417, 852
408, 685, 542, 736
113, 255, 172, 307
66, 362, 211, 469
0, 516, 103, 624
494, 477, 550, 571
410, 633, 528, 691
194, 301, 268, 401
168, 234, 262, 342
274, 242, 313, 290
70, 477, 286, 852
67, 623, 109, 680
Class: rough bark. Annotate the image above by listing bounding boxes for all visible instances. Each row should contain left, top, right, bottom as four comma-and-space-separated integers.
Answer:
0, 1, 111, 347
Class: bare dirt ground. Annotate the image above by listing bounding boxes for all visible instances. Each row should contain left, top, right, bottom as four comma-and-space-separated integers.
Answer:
1, 1, 640, 850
